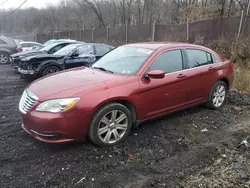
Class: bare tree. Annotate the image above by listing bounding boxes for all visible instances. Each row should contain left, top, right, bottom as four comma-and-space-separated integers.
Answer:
0, 0, 245, 35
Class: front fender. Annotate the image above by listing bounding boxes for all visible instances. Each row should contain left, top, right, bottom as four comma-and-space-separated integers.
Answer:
94, 96, 138, 113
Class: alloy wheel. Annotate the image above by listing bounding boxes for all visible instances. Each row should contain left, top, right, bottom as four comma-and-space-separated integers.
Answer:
213, 85, 226, 107
98, 110, 128, 144
0, 54, 9, 64
44, 67, 59, 75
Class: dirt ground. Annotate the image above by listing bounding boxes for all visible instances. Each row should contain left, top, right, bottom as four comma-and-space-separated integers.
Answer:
1, 64, 250, 188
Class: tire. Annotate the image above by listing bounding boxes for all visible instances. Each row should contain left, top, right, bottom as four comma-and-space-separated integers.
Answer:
41, 66, 61, 77
89, 103, 132, 147
0, 52, 10, 64
205, 81, 228, 110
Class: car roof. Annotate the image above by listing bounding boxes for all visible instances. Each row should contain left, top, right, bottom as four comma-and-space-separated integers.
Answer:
66, 43, 83, 47
21, 41, 40, 43
83, 43, 112, 46
124, 42, 210, 51
0, 36, 13, 43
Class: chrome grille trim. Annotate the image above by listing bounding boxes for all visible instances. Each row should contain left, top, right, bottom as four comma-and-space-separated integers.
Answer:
19, 89, 39, 114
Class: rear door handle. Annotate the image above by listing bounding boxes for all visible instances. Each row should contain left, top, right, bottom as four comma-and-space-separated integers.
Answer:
177, 74, 186, 78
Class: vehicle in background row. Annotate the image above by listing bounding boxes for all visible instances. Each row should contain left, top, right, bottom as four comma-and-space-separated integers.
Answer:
18, 43, 114, 77
18, 42, 235, 147
21, 42, 43, 52
10, 39, 23, 52
42, 39, 77, 47
10, 41, 83, 69
16, 39, 24, 43
42, 39, 57, 47
0, 36, 20, 64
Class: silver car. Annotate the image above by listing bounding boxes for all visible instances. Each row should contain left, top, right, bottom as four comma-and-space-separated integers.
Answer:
20, 42, 43, 51
0, 36, 19, 64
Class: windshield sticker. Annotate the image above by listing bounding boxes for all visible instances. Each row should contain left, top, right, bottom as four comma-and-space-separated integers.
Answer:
137, 48, 153, 54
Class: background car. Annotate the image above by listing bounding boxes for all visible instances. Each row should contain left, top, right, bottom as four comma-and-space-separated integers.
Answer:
10, 41, 83, 69
0, 36, 20, 64
21, 41, 43, 51
42, 39, 77, 47
42, 39, 57, 47
10, 39, 23, 52
17, 43, 114, 77
18, 42, 234, 147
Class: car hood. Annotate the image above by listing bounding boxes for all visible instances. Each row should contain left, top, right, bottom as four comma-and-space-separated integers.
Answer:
28, 67, 128, 101
20, 54, 64, 62
11, 50, 46, 58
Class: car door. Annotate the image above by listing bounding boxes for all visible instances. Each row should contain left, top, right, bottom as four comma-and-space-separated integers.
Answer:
64, 44, 94, 69
183, 49, 218, 103
139, 49, 189, 119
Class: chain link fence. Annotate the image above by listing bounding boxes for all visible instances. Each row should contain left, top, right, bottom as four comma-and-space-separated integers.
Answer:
6, 15, 250, 46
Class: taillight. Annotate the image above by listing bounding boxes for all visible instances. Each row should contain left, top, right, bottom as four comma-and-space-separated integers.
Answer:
14, 46, 18, 51
20, 47, 23, 52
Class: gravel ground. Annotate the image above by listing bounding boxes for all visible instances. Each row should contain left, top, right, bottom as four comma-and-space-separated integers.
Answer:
1, 64, 250, 188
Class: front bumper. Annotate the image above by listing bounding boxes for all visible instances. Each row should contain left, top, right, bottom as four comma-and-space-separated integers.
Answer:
18, 67, 35, 75
10, 58, 19, 69
20, 109, 93, 143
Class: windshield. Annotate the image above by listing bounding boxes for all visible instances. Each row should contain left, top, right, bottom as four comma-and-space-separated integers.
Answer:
92, 46, 154, 75
54, 44, 81, 56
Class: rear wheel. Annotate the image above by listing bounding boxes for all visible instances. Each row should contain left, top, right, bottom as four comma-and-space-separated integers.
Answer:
205, 81, 227, 110
41, 66, 61, 77
89, 103, 132, 147
0, 53, 10, 64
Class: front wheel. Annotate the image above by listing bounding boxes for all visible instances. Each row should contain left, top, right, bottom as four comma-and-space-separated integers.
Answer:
205, 81, 228, 110
89, 103, 132, 147
41, 66, 61, 77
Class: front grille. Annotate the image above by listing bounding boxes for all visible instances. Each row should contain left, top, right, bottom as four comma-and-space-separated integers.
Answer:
10, 58, 20, 68
19, 61, 29, 70
13, 59, 20, 68
19, 89, 39, 114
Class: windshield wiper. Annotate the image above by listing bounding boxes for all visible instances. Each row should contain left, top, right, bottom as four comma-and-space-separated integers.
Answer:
92, 66, 113, 74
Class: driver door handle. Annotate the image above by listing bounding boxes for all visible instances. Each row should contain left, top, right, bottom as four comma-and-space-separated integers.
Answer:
177, 74, 186, 78
208, 66, 215, 71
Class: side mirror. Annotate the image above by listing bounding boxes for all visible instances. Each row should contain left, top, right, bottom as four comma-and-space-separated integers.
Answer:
147, 70, 165, 79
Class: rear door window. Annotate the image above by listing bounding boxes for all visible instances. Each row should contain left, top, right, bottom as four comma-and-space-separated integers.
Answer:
21, 43, 29, 47
77, 44, 94, 56
28, 43, 38, 47
50, 44, 68, 54
149, 50, 183, 74
95, 45, 111, 56
186, 49, 213, 68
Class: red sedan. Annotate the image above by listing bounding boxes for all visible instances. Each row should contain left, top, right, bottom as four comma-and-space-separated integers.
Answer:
19, 42, 234, 147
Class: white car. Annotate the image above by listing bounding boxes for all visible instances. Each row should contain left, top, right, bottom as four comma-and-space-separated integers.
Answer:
20, 42, 43, 51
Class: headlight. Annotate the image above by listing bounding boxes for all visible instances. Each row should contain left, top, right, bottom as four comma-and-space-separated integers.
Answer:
36, 97, 80, 113
21, 57, 30, 61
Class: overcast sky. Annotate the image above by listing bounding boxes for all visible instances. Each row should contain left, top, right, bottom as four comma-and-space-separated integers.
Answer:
0, 0, 60, 9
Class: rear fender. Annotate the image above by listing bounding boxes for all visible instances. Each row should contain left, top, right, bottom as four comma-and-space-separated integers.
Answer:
0, 48, 11, 54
